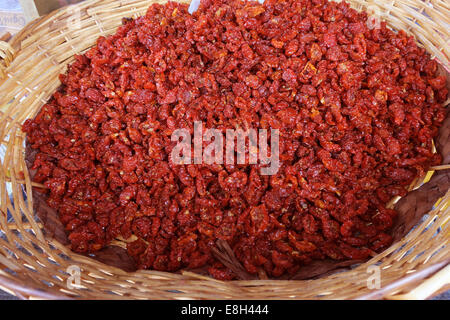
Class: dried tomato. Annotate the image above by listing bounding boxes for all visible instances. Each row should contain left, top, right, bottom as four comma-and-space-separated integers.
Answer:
23, 0, 447, 280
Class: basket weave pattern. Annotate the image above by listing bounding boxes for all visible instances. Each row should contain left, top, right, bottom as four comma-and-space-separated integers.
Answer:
0, 0, 448, 299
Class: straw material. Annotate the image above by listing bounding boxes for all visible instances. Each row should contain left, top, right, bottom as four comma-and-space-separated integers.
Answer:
0, 0, 448, 300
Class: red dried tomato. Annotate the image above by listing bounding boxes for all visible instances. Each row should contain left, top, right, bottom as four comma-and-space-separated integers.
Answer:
23, 0, 447, 280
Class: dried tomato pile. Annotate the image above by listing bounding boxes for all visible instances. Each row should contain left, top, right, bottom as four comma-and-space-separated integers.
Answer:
23, 0, 447, 279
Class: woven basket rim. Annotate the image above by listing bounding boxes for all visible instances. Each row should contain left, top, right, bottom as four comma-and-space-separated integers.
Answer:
0, 0, 449, 300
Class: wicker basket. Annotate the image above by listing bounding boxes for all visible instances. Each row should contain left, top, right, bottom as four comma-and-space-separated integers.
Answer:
0, 0, 449, 300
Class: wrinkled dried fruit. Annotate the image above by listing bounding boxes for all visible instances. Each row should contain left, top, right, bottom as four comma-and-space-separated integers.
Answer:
23, 0, 447, 280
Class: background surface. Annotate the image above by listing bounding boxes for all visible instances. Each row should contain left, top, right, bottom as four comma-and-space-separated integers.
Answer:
0, 0, 26, 35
